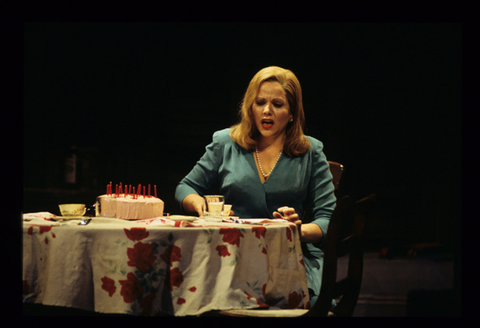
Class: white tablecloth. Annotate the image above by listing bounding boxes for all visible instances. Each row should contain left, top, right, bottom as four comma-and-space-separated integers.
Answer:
23, 215, 310, 316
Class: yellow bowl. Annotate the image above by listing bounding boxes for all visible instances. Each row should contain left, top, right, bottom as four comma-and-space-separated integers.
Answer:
59, 204, 86, 217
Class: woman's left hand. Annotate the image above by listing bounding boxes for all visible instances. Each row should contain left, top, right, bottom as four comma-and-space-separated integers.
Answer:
274, 206, 324, 244
273, 206, 302, 226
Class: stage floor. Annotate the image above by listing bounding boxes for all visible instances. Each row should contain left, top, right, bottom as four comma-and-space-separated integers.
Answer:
338, 251, 457, 317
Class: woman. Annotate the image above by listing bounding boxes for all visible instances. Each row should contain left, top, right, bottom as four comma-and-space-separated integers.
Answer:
174, 66, 336, 306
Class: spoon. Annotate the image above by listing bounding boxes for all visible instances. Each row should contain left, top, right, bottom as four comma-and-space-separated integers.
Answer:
78, 218, 92, 225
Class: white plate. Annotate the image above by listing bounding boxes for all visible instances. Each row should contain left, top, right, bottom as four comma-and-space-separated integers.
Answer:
166, 215, 198, 222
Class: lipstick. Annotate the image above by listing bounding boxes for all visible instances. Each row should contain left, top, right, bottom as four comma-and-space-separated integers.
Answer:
261, 119, 274, 130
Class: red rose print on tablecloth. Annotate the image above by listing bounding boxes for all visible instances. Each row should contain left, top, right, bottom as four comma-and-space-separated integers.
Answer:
27, 225, 58, 245
27, 225, 53, 235
119, 272, 144, 303
101, 276, 117, 297
252, 226, 266, 239
124, 227, 149, 241
177, 297, 186, 305
219, 228, 244, 247
286, 226, 293, 242
215, 244, 231, 257
169, 267, 184, 291
243, 290, 268, 308
189, 286, 197, 292
160, 244, 182, 266
285, 291, 304, 309
139, 293, 156, 314
39, 225, 52, 234
127, 242, 157, 272
256, 298, 268, 307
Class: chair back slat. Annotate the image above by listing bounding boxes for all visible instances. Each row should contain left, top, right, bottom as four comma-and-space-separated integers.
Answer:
328, 161, 344, 190
307, 194, 375, 317
332, 278, 350, 299
337, 235, 359, 258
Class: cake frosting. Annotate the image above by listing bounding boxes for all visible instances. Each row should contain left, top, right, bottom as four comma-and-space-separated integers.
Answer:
96, 194, 164, 219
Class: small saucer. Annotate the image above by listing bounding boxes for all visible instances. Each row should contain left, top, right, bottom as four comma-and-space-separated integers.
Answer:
167, 215, 198, 222
54, 216, 88, 221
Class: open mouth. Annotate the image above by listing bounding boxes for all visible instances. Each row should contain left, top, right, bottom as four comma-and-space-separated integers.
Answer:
261, 119, 274, 129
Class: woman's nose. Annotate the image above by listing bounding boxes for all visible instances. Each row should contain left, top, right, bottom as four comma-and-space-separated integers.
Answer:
263, 103, 272, 114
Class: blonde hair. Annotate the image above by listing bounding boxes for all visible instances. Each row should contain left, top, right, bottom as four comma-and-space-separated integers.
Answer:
230, 66, 311, 156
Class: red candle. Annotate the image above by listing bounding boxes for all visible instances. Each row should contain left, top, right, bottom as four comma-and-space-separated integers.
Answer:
154, 185, 157, 198
148, 184, 151, 197
129, 185, 132, 196
133, 187, 136, 199
116, 184, 118, 197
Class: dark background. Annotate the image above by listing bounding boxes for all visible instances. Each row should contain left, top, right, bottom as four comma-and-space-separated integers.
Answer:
23, 22, 461, 250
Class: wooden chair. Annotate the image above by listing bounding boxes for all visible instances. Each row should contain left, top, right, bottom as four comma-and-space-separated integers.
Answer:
327, 194, 375, 317
201, 194, 376, 317
328, 161, 344, 190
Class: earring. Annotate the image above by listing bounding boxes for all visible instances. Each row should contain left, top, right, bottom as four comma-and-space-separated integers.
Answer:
289, 118, 293, 122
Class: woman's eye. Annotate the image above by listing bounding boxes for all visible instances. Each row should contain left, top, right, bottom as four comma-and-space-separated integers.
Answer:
273, 103, 283, 108
256, 100, 265, 106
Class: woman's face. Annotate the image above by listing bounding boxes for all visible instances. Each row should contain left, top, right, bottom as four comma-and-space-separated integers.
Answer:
252, 81, 292, 142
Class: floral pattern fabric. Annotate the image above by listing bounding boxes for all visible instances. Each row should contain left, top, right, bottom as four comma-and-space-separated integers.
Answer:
23, 216, 309, 316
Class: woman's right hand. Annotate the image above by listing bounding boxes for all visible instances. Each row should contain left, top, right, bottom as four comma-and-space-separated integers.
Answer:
182, 194, 205, 217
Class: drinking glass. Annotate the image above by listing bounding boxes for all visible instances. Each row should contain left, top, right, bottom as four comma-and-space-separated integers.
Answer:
223, 204, 232, 217
96, 196, 116, 218
204, 195, 224, 222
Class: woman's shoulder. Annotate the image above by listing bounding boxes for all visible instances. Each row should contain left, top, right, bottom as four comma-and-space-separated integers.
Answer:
211, 128, 236, 147
212, 128, 232, 141
304, 135, 324, 152
212, 128, 231, 139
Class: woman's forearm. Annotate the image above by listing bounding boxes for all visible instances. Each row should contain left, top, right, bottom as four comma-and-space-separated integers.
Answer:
300, 223, 323, 243
273, 207, 324, 244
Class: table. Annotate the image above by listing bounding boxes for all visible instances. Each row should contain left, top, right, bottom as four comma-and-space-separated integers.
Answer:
22, 214, 310, 316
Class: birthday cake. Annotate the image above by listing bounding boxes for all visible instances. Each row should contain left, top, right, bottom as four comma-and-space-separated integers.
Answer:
96, 183, 164, 219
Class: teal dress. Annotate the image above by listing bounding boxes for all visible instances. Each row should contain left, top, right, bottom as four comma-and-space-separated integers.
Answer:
175, 128, 336, 305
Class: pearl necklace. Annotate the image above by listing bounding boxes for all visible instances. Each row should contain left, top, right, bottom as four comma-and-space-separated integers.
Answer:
255, 147, 282, 179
